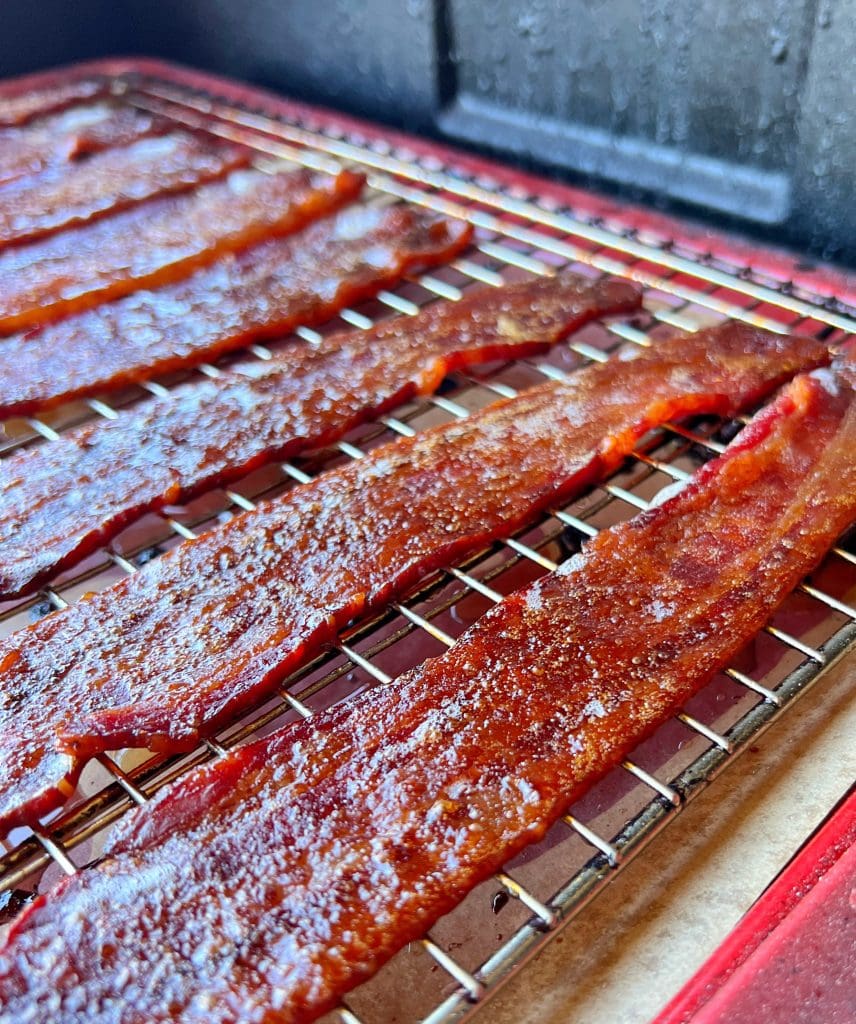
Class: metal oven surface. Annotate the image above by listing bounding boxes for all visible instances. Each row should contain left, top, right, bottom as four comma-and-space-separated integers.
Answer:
0, 61, 854, 1024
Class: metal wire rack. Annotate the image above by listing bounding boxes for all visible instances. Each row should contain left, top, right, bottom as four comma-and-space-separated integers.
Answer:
0, 68, 855, 1024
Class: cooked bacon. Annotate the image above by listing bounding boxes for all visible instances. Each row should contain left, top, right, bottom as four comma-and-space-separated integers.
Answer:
0, 79, 104, 127
0, 325, 828, 834
1, 361, 852, 1024
0, 104, 168, 185
0, 272, 637, 598
0, 133, 249, 247
61, 106, 171, 160
0, 204, 472, 420
0, 167, 364, 333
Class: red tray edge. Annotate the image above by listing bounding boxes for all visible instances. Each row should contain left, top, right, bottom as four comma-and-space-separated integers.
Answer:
4, 55, 856, 312
652, 786, 856, 1024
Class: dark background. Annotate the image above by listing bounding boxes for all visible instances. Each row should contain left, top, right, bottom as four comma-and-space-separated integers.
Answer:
4, 1, 855, 266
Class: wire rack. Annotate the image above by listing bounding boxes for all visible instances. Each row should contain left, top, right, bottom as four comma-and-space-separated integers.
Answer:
1, 69, 855, 1024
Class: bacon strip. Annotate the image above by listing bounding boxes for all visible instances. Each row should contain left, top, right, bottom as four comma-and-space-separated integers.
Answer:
0, 204, 472, 420
0, 272, 636, 598
0, 79, 104, 127
61, 106, 171, 160
1, 361, 852, 1024
0, 167, 364, 333
0, 104, 168, 185
0, 325, 827, 834
0, 133, 250, 247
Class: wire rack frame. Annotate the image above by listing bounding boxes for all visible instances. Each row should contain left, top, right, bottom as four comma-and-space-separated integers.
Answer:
0, 70, 853, 1024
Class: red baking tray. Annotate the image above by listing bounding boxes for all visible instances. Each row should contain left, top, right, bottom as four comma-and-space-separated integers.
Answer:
655, 787, 856, 1024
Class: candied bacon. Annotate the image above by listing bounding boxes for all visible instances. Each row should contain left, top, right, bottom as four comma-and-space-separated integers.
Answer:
0, 361, 852, 1024
0, 167, 364, 333
0, 103, 168, 185
61, 106, 171, 159
0, 271, 637, 598
0, 78, 104, 127
0, 204, 472, 420
0, 133, 249, 247
0, 324, 828, 834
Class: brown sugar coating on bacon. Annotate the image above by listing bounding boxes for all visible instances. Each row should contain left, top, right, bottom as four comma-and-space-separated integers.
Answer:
0, 79, 104, 127
0, 272, 637, 599
0, 325, 828, 834
0, 133, 250, 247
0, 166, 364, 333
0, 103, 169, 185
0, 204, 473, 419
0, 363, 852, 1024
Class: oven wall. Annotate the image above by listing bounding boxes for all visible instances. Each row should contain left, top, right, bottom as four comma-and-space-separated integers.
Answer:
2, 0, 854, 267
0, 0, 134, 77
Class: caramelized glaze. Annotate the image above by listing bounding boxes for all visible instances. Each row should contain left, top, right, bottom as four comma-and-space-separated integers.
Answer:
0, 272, 634, 597
0, 103, 168, 185
0, 325, 827, 833
0, 204, 471, 420
0, 133, 249, 247
0, 79, 104, 127
0, 167, 363, 333
1, 362, 853, 1024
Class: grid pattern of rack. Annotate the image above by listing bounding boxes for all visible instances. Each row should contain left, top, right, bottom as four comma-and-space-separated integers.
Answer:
0, 69, 854, 1024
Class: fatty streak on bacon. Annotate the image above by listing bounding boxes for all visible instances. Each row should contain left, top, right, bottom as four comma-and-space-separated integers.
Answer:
0, 325, 828, 834
0, 78, 104, 127
0, 103, 168, 185
0, 203, 473, 419
0, 132, 250, 247
0, 166, 364, 333
0, 272, 636, 598
1, 363, 853, 1024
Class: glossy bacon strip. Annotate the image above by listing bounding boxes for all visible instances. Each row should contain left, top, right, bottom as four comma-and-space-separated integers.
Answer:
0, 203, 472, 420
0, 133, 250, 247
0, 79, 104, 127
0, 325, 827, 834
61, 106, 171, 160
0, 103, 168, 185
0, 166, 364, 333
0, 271, 634, 599
1, 362, 853, 1024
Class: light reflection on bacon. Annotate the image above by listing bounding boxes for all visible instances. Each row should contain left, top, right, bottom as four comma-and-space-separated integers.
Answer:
0, 271, 633, 598
0, 104, 168, 185
0, 133, 250, 247
0, 79, 104, 127
0, 324, 827, 835
0, 204, 472, 420
0, 166, 364, 333
0, 360, 852, 1024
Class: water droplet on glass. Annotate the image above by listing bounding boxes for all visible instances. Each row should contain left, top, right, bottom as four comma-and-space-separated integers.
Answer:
770, 37, 788, 63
